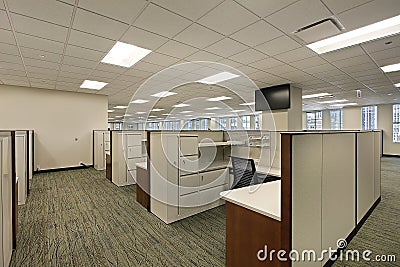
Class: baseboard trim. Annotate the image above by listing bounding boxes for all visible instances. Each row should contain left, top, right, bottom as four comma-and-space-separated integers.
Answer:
323, 196, 381, 267
383, 154, 400, 158
34, 164, 93, 174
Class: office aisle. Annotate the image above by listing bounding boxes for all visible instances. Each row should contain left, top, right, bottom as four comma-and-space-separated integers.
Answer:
10, 168, 225, 266
11, 158, 399, 266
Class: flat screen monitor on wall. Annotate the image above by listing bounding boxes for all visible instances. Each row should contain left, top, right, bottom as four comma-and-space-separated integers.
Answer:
255, 84, 291, 111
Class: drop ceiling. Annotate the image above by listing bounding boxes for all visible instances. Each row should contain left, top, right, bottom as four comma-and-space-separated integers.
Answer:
0, 0, 399, 120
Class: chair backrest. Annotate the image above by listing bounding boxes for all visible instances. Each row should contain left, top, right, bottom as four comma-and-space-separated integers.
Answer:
231, 156, 256, 189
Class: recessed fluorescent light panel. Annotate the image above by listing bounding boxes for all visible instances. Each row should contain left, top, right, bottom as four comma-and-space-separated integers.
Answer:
151, 91, 177, 98
307, 14, 400, 54
240, 102, 255, 106
131, 99, 149, 104
197, 71, 240, 84
180, 111, 193, 113
173, 103, 190, 108
330, 103, 358, 107
114, 105, 128, 109
101, 41, 152, 68
80, 80, 108, 90
231, 110, 245, 112
107, 110, 114, 112
151, 108, 164, 112
381, 63, 400, 73
395, 83, 400, 87
206, 107, 222, 110
318, 99, 348, 104
207, 96, 232, 102
302, 93, 332, 99
136, 111, 146, 114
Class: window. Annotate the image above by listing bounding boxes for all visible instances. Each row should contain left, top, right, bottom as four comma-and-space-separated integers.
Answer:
362, 106, 377, 130
200, 118, 208, 130
163, 121, 173, 130
230, 117, 238, 130
254, 114, 260, 130
146, 122, 160, 130
330, 109, 343, 130
174, 121, 180, 130
114, 122, 122, 130
216, 118, 227, 130
240, 115, 250, 130
306, 111, 322, 130
193, 119, 200, 130
393, 104, 400, 143
183, 120, 192, 130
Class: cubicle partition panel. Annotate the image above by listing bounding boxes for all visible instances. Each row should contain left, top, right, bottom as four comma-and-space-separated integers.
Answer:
93, 130, 110, 171
16, 131, 28, 205
0, 131, 15, 266
223, 131, 381, 267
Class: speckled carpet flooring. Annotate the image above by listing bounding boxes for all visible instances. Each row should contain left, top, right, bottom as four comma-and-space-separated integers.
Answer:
10, 157, 399, 266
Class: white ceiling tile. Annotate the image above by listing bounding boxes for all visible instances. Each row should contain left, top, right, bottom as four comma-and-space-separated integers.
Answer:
230, 20, 283, 47
73, 8, 129, 40
143, 52, 180, 67
58, 71, 88, 79
229, 48, 267, 65
20, 47, 62, 63
90, 70, 119, 80
151, 0, 223, 21
332, 54, 373, 68
184, 50, 223, 62
174, 23, 224, 49
60, 64, 92, 75
64, 44, 105, 61
235, 0, 298, 18
2, 79, 29, 86
235, 65, 260, 75
0, 68, 26, 77
0, 29, 15, 44
320, 45, 365, 61
274, 47, 317, 63
78, 0, 147, 23
120, 26, 168, 50
0, 61, 24, 71
216, 58, 243, 68
198, 1, 259, 35
133, 3, 191, 38
68, 30, 114, 52
24, 58, 60, 69
130, 61, 165, 73
0, 10, 11, 30
95, 63, 127, 74
157, 40, 198, 58
204, 38, 248, 57
361, 35, 400, 53
8, 0, 73, 26
0, 43, 19, 56
337, 0, 400, 31
16, 33, 64, 53
28, 71, 58, 80
322, 0, 372, 14
0, 52, 22, 64
11, 13, 68, 42
302, 63, 338, 74
62, 55, 99, 69
255, 35, 301, 56
249, 57, 284, 70
370, 46, 400, 62
30, 82, 56, 89
265, 0, 332, 34
265, 64, 298, 76
25, 65, 59, 75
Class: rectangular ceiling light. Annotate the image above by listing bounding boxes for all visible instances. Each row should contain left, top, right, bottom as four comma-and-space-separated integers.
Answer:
108, 109, 114, 112
240, 102, 255, 106
80, 80, 108, 90
330, 103, 358, 107
131, 99, 149, 104
151, 108, 164, 112
136, 111, 146, 114
101, 41, 152, 68
173, 103, 190, 108
207, 96, 232, 101
302, 93, 332, 99
318, 99, 348, 104
381, 62, 400, 73
180, 110, 193, 113
206, 107, 222, 110
151, 91, 177, 98
307, 15, 400, 54
114, 105, 128, 109
395, 83, 400, 87
231, 109, 245, 112
197, 71, 240, 84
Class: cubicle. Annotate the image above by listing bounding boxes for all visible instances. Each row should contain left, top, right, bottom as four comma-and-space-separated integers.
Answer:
15, 130, 34, 205
222, 130, 381, 267
106, 130, 146, 187
0, 131, 16, 266
93, 130, 110, 171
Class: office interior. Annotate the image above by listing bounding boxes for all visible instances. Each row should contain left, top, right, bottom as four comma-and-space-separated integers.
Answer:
0, 0, 399, 266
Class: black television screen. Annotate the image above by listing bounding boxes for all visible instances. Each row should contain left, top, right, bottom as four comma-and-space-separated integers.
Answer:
255, 84, 291, 111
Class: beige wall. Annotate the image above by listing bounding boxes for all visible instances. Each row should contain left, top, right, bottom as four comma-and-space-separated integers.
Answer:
0, 85, 108, 170
343, 106, 362, 130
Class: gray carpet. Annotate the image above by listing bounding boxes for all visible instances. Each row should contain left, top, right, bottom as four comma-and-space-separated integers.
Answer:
10, 157, 399, 266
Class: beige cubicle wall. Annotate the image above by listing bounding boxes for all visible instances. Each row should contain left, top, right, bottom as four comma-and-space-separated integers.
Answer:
16, 130, 34, 205
0, 131, 15, 267
108, 131, 146, 187
222, 130, 381, 267
93, 130, 110, 171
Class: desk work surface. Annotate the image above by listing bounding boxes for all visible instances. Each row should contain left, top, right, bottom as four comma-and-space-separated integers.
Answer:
220, 180, 281, 221
136, 162, 147, 170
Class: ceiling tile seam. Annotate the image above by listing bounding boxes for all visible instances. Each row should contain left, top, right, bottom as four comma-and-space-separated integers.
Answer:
360, 44, 400, 94
3, 0, 31, 87
55, 0, 78, 90
263, 0, 302, 19
334, 0, 375, 15
75, 7, 131, 26
8, 11, 70, 29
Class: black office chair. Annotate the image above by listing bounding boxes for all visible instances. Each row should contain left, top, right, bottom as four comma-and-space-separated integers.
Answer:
230, 156, 258, 189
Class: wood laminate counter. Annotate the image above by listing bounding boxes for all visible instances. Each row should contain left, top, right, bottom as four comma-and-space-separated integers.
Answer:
220, 180, 281, 221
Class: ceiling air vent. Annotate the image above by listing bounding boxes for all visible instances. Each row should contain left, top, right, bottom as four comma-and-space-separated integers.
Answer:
293, 17, 345, 43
